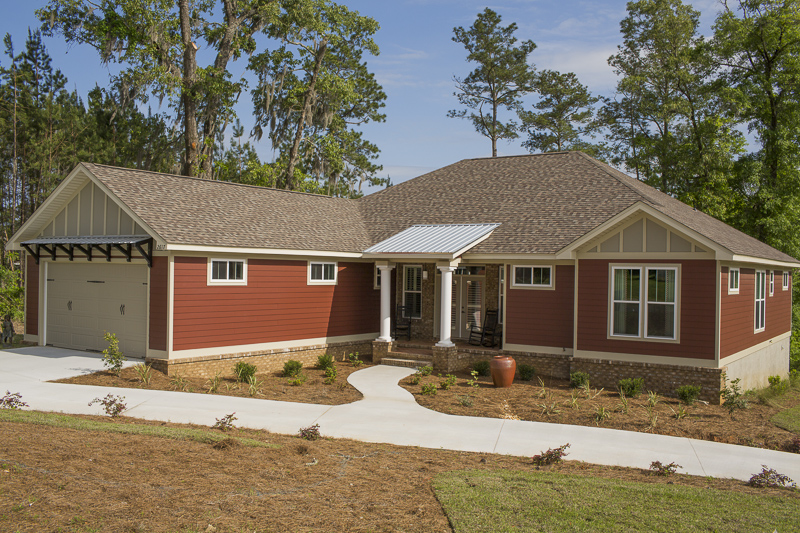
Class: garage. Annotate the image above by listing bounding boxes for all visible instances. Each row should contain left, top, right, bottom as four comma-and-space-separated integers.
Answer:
46, 262, 148, 358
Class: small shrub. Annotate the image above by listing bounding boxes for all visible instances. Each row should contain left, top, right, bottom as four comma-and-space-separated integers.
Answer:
287, 373, 307, 386
646, 390, 660, 408
617, 394, 629, 414
283, 360, 303, 377
457, 394, 473, 407
748, 466, 796, 489
0, 391, 28, 410
421, 383, 438, 396
170, 373, 189, 391
540, 402, 561, 416
676, 384, 702, 405
247, 375, 264, 395
617, 377, 644, 398
409, 374, 422, 385
88, 394, 127, 417
720, 374, 748, 417
767, 375, 790, 395
440, 374, 457, 390
323, 365, 337, 385
531, 443, 570, 466
233, 361, 256, 382
212, 413, 237, 432
473, 360, 490, 377
569, 371, 590, 389
417, 365, 433, 376
317, 354, 335, 370
649, 461, 681, 476
594, 406, 611, 425
206, 372, 222, 394
518, 364, 536, 381
298, 424, 321, 441
669, 405, 689, 420
347, 352, 363, 368
466, 370, 480, 388
133, 363, 152, 385
101, 332, 126, 376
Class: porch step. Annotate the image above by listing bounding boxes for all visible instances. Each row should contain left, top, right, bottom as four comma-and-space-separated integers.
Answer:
389, 347, 433, 359
381, 357, 433, 369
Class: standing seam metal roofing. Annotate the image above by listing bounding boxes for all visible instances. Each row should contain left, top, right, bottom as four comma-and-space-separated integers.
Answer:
363, 223, 500, 254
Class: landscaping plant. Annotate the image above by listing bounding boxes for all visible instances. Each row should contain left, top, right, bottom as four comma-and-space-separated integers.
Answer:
518, 364, 536, 381
283, 359, 303, 377
720, 374, 748, 417
287, 373, 307, 386
233, 361, 256, 382
466, 369, 480, 388
593, 406, 611, 425
212, 412, 237, 432
457, 394, 473, 407
617, 377, 644, 398
569, 371, 590, 389
206, 372, 222, 393
316, 354, 335, 370
472, 360, 490, 377
421, 383, 438, 396
676, 384, 702, 405
531, 443, 570, 466
323, 365, 337, 384
88, 394, 127, 417
298, 423, 321, 441
247, 375, 264, 395
101, 332, 126, 376
439, 374, 457, 390
0, 391, 27, 410
748, 466, 796, 489
417, 365, 433, 376
649, 461, 681, 476
347, 352, 363, 368
170, 373, 189, 391
133, 363, 153, 385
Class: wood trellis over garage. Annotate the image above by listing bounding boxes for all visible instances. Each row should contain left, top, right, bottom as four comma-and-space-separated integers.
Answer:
21, 235, 154, 267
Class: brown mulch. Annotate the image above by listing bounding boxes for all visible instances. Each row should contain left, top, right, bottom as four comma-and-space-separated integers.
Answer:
1, 414, 797, 533
54, 360, 368, 405
401, 371, 800, 452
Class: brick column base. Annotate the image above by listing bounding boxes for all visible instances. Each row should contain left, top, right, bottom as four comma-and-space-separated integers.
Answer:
432, 345, 458, 373
372, 340, 393, 365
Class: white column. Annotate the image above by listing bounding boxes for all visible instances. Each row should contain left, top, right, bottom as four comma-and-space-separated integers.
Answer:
377, 264, 395, 342
436, 266, 456, 347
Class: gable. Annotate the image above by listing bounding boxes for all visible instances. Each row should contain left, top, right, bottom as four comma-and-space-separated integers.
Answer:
579, 215, 711, 258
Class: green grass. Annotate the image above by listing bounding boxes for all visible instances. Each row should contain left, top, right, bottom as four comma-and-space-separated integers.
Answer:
772, 405, 800, 434
0, 409, 276, 448
434, 470, 799, 533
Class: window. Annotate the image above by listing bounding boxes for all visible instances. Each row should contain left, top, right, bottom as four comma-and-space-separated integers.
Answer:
208, 259, 246, 285
783, 271, 789, 291
769, 271, 774, 296
755, 270, 766, 332
403, 265, 422, 318
728, 267, 739, 294
610, 266, 678, 340
374, 266, 382, 290
308, 261, 337, 284
511, 265, 552, 288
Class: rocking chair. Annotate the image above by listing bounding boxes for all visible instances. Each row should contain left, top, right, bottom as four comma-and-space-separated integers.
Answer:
467, 309, 502, 348
393, 304, 412, 340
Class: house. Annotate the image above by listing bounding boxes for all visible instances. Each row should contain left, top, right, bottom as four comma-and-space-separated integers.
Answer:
7, 152, 797, 401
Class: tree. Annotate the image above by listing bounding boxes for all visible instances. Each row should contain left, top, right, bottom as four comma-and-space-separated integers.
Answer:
519, 70, 602, 154
448, 8, 536, 157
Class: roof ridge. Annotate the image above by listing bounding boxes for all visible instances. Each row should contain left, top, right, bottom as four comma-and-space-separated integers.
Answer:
464, 151, 571, 162
573, 152, 664, 207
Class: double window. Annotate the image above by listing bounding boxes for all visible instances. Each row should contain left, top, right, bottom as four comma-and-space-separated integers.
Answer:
308, 261, 337, 284
403, 265, 422, 318
755, 270, 766, 332
611, 266, 677, 340
208, 259, 246, 285
511, 265, 552, 288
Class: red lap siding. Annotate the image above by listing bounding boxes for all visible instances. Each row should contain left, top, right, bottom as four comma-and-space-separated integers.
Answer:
576, 259, 715, 360
720, 267, 791, 358
149, 256, 168, 351
506, 265, 574, 348
25, 257, 38, 336
172, 257, 379, 350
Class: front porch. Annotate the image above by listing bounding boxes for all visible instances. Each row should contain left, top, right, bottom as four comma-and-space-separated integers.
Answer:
373, 338, 503, 372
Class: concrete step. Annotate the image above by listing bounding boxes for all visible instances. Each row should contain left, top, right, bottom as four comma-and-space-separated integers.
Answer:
381, 357, 432, 369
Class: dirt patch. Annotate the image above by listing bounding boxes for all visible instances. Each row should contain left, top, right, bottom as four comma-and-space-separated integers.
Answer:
1, 413, 797, 532
55, 360, 367, 405
401, 371, 800, 452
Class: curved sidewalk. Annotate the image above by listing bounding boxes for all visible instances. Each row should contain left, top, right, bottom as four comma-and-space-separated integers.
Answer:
1, 346, 798, 482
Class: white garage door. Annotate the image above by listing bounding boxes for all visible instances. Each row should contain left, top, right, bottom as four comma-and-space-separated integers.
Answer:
46, 262, 147, 358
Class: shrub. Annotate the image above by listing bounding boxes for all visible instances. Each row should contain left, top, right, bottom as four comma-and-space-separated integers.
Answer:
767, 375, 790, 395
88, 394, 127, 417
133, 364, 153, 386
233, 361, 256, 382
323, 366, 337, 385
298, 424, 321, 441
206, 372, 222, 394
518, 364, 536, 381
287, 373, 307, 386
317, 354, 335, 370
417, 365, 433, 376
473, 360, 491, 377
531, 443, 570, 466
569, 371, 590, 389
440, 374, 457, 390
347, 352, 363, 368
0, 391, 27, 410
676, 385, 702, 405
101, 332, 126, 376
457, 394, 473, 407
594, 406, 611, 425
649, 461, 681, 476
212, 413, 237, 432
466, 370, 480, 388
748, 466, 796, 489
170, 373, 189, 391
283, 360, 303, 377
421, 383, 437, 395
720, 374, 748, 417
617, 377, 644, 398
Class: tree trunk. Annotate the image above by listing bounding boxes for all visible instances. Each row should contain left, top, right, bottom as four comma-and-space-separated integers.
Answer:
284, 38, 328, 190
179, 0, 199, 177
491, 100, 498, 157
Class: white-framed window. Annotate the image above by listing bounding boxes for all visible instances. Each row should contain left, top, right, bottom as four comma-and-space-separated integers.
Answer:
208, 258, 247, 285
783, 271, 789, 291
403, 265, 422, 318
755, 270, 766, 332
769, 271, 774, 296
511, 265, 552, 288
498, 265, 505, 324
610, 265, 678, 340
728, 267, 739, 294
374, 266, 382, 290
308, 261, 337, 285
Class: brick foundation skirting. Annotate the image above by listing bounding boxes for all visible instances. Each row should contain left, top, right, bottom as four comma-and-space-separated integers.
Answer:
146, 340, 373, 379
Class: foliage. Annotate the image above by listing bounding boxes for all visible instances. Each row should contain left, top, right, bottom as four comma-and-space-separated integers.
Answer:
768, 375, 789, 395
569, 371, 590, 389
617, 377, 644, 398
88, 394, 127, 417
788, 437, 800, 454
472, 361, 490, 377
646, 390, 660, 408
0, 391, 27, 410
283, 359, 303, 378
347, 352, 363, 368
101, 332, 126, 376
0, 254, 23, 321
169, 373, 189, 392
457, 394, 473, 407
531, 443, 570, 466
676, 385, 702, 405
421, 383, 438, 396
720, 374, 748, 417
448, 8, 536, 156
539, 402, 561, 416
617, 393, 629, 414
649, 461, 681, 476
286, 373, 307, 387
466, 369, 480, 388
417, 365, 433, 376
133, 364, 152, 386
439, 374, 457, 390
212, 413, 237, 432
594, 406, 611, 425
233, 362, 257, 383
298, 423, 321, 441
323, 365, 337, 385
317, 354, 335, 370
748, 466, 796, 489
206, 372, 222, 394
669, 405, 689, 420
518, 364, 536, 381
247, 375, 264, 395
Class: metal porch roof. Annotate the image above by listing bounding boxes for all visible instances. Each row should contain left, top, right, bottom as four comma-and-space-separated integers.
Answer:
363, 223, 500, 255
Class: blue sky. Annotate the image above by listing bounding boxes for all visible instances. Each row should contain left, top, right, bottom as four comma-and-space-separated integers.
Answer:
1, 1, 722, 192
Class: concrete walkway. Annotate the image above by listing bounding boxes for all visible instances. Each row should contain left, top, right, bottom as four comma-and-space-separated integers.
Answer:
2, 346, 798, 482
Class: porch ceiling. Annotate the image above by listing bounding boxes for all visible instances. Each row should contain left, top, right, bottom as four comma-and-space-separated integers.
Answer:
362, 223, 500, 259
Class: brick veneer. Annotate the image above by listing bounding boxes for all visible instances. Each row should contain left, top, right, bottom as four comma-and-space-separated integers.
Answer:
372, 340, 393, 364
146, 340, 373, 379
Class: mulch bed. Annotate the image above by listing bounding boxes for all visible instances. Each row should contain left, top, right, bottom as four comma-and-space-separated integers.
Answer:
2, 414, 797, 532
400, 370, 800, 452
55, 360, 369, 405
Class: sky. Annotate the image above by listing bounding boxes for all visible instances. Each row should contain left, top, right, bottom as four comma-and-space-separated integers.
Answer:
0, 1, 724, 193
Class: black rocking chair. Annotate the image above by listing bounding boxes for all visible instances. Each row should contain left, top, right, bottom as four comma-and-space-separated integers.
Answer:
393, 304, 412, 340
468, 309, 502, 348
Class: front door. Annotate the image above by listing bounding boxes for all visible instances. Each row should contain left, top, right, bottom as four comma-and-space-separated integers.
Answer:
451, 274, 484, 339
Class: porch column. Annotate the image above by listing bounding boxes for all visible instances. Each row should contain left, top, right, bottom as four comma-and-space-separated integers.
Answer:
377, 264, 395, 342
436, 266, 456, 347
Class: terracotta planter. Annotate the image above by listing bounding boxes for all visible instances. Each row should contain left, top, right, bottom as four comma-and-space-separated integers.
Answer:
490, 355, 516, 388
